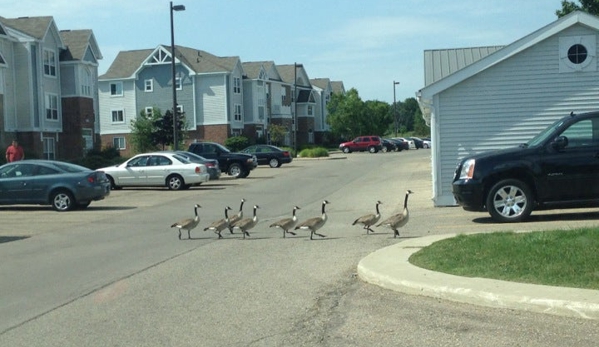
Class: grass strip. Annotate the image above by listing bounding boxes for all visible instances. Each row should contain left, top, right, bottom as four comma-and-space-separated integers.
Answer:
409, 228, 599, 290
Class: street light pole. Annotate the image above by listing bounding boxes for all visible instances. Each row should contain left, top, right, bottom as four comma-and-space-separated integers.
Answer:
170, 1, 185, 150
293, 63, 303, 155
393, 81, 400, 137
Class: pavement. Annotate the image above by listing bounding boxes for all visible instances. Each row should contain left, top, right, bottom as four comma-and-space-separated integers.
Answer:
352, 151, 599, 321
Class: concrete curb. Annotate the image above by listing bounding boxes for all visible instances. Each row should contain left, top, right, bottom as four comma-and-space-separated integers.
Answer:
357, 234, 599, 320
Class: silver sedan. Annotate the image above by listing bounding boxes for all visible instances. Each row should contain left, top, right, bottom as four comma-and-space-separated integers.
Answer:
99, 152, 210, 190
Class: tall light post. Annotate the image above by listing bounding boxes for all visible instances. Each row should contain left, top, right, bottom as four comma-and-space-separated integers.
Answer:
293, 62, 303, 155
393, 81, 400, 137
170, 1, 185, 150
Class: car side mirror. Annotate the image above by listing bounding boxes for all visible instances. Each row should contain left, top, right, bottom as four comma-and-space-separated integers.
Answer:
551, 136, 568, 150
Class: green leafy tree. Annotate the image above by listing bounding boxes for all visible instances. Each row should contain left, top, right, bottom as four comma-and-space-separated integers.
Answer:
151, 109, 186, 150
130, 108, 160, 154
556, 0, 599, 17
397, 98, 420, 134
363, 100, 392, 135
268, 124, 287, 146
326, 88, 365, 139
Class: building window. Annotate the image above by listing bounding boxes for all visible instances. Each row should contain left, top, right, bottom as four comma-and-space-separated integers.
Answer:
281, 87, 286, 104
112, 109, 124, 123
567, 44, 587, 64
110, 82, 123, 96
258, 106, 265, 120
175, 77, 182, 90
145, 107, 153, 118
234, 104, 242, 121
43, 50, 56, 76
82, 68, 92, 96
176, 104, 184, 114
43, 137, 56, 160
308, 105, 313, 116
45, 94, 59, 120
235, 77, 242, 93
113, 137, 126, 150
145, 79, 153, 92
82, 128, 93, 151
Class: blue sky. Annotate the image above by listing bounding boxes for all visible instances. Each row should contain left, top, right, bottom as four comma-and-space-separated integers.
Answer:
3, 0, 563, 103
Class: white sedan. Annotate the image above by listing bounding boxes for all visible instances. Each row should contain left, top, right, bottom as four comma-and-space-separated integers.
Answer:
100, 152, 210, 190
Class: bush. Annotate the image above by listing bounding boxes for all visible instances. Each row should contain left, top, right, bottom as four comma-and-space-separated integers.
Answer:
225, 136, 250, 152
298, 147, 329, 158
72, 147, 124, 170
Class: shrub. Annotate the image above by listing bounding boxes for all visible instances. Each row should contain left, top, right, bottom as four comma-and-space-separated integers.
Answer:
298, 147, 329, 158
225, 136, 250, 152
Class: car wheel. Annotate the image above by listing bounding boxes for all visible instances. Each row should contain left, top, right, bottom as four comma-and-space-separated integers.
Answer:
107, 176, 122, 190
381, 146, 388, 153
368, 146, 377, 153
269, 158, 280, 168
51, 190, 75, 211
486, 179, 534, 222
342, 147, 350, 154
228, 163, 243, 178
167, 174, 185, 190
423, 144, 430, 149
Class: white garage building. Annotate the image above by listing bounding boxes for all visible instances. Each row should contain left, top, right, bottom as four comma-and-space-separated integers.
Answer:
418, 11, 599, 206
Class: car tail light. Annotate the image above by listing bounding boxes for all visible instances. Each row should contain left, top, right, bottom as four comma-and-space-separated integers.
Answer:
195, 166, 203, 174
205, 163, 216, 168
87, 175, 96, 183
283, 151, 290, 157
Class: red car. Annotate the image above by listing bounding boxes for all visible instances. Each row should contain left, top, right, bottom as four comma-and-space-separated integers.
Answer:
339, 136, 382, 153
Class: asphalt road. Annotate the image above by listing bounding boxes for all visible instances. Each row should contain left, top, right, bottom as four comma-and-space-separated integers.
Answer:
1, 149, 598, 346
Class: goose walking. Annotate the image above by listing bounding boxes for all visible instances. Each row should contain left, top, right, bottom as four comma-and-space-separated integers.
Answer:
352, 200, 382, 234
269, 206, 301, 238
203, 206, 233, 239
227, 198, 246, 234
171, 204, 201, 240
377, 190, 413, 238
232, 205, 260, 239
294, 200, 330, 240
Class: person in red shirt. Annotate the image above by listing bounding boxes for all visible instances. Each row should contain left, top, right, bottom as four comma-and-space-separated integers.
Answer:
5, 140, 24, 162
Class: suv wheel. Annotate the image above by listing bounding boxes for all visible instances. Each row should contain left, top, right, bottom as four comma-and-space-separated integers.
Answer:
342, 147, 350, 154
368, 146, 377, 153
486, 179, 533, 222
228, 163, 243, 178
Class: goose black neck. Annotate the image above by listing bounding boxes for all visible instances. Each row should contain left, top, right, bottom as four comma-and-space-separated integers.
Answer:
375, 203, 380, 214
403, 193, 410, 208
321, 202, 326, 214
239, 200, 245, 212
253, 207, 257, 217
292, 208, 297, 217
224, 208, 229, 218
194, 206, 199, 216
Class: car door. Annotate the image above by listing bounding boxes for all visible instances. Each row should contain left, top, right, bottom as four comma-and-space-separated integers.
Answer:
538, 118, 599, 202
0, 163, 36, 203
145, 155, 173, 185
119, 155, 150, 186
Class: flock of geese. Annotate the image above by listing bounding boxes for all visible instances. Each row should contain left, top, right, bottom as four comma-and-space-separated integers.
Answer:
171, 190, 413, 241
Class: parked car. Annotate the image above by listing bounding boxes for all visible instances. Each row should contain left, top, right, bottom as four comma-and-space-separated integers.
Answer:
380, 139, 397, 152
452, 110, 599, 222
408, 137, 424, 149
386, 138, 409, 151
393, 137, 416, 150
240, 144, 292, 168
338, 136, 383, 153
188, 142, 257, 178
172, 151, 221, 180
0, 160, 110, 211
99, 152, 210, 190
422, 137, 431, 149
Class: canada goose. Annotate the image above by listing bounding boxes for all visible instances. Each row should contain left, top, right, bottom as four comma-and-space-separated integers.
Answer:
232, 205, 260, 239
294, 200, 330, 240
171, 204, 201, 240
203, 206, 233, 239
227, 198, 246, 234
269, 206, 301, 238
352, 200, 382, 234
377, 190, 413, 238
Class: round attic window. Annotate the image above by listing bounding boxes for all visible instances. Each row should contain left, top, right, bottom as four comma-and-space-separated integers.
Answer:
567, 44, 588, 64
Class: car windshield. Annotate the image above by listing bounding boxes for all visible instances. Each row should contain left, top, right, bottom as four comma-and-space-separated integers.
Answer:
525, 118, 566, 147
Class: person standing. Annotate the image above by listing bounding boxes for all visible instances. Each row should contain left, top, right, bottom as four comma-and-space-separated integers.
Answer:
5, 140, 24, 162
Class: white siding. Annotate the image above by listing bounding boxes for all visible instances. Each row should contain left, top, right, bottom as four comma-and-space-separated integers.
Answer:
98, 80, 136, 134
434, 24, 599, 206
196, 74, 227, 124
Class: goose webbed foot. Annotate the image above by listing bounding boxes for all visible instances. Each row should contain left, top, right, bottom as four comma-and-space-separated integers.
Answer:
315, 233, 326, 238
394, 230, 400, 238
288, 231, 296, 236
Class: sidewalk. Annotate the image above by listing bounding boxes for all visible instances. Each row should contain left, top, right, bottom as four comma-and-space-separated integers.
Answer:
356, 150, 599, 320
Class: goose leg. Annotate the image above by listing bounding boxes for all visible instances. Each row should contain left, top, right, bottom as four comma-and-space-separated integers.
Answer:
178, 230, 182, 240
394, 229, 399, 238
310, 231, 314, 240
244, 231, 250, 239
188, 230, 191, 239
228, 226, 235, 234
283, 230, 286, 238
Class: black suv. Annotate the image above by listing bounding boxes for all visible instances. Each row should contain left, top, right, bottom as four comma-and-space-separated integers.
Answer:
452, 111, 599, 222
188, 142, 257, 178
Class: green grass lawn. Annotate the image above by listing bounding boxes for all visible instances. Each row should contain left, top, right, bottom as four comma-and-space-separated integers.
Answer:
409, 228, 599, 290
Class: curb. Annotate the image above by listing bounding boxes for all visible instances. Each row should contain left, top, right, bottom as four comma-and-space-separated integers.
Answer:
357, 234, 599, 320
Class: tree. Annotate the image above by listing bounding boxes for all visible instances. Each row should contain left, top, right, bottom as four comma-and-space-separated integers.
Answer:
326, 88, 365, 139
363, 100, 392, 135
556, 0, 599, 17
130, 108, 160, 154
397, 98, 420, 134
268, 124, 287, 146
151, 109, 187, 150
